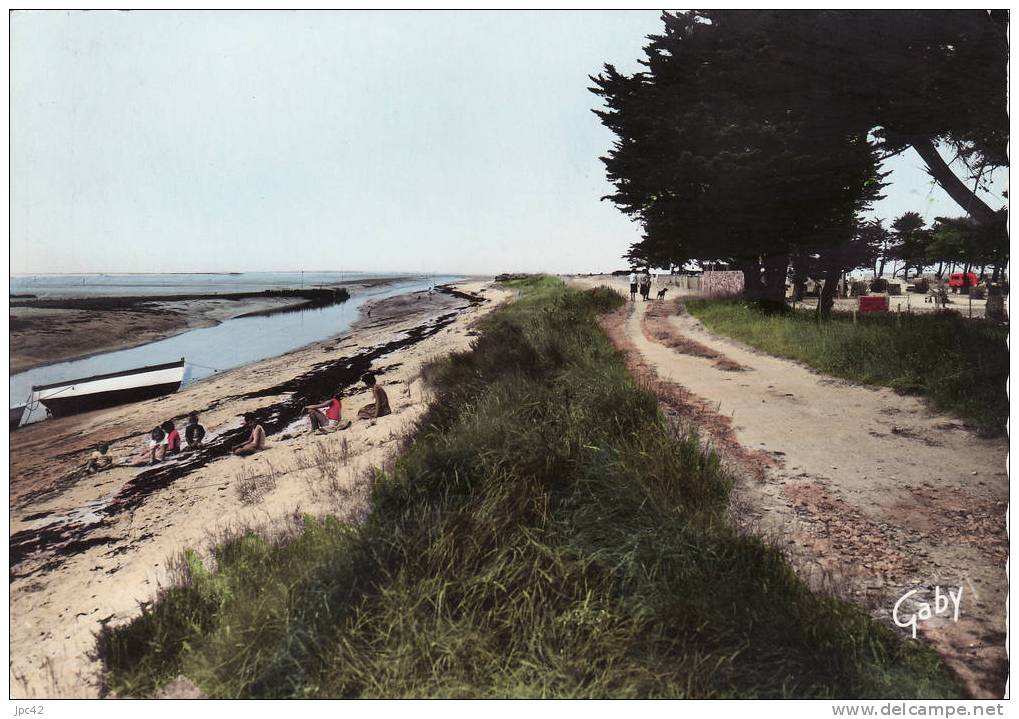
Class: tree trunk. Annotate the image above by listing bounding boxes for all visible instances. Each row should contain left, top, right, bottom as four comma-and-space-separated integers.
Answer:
878, 257, 887, 278
760, 253, 789, 303
791, 255, 808, 302
909, 136, 1000, 225
992, 263, 1001, 283
936, 261, 944, 278
737, 259, 765, 299
817, 266, 841, 319
978, 264, 987, 283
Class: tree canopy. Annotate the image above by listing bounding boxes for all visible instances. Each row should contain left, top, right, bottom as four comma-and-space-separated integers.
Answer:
590, 10, 1008, 306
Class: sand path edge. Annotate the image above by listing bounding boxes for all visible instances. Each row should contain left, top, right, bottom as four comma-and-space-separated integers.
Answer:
571, 276, 1007, 699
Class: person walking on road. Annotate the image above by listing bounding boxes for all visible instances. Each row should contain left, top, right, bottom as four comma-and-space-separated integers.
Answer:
639, 271, 652, 301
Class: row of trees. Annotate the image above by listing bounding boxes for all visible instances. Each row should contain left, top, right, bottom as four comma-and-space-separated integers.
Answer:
591, 11, 1008, 316
863, 211, 1008, 283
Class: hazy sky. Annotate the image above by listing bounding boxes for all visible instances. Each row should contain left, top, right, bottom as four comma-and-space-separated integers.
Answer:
10, 11, 1008, 275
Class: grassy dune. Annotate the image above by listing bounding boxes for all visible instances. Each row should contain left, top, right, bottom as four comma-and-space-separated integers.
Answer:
685, 299, 1008, 435
99, 277, 963, 698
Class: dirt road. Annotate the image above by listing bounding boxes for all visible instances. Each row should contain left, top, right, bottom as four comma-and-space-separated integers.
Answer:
574, 278, 1007, 698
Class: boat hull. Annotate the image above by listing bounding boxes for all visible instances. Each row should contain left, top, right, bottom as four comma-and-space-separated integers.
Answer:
33, 359, 185, 419
10, 405, 26, 431
38, 381, 184, 418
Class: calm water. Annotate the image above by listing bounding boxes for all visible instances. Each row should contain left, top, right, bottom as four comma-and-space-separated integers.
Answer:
11, 275, 460, 423
9, 271, 421, 298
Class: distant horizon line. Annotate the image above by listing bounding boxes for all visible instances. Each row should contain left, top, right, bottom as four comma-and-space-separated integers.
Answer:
8, 270, 474, 277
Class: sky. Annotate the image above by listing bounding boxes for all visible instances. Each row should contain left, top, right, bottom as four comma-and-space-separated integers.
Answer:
10, 11, 1008, 276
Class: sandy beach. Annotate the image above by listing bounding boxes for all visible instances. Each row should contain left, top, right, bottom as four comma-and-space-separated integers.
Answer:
9, 279, 510, 698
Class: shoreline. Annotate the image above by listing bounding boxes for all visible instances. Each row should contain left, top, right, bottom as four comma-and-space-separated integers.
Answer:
9, 278, 418, 375
9, 279, 507, 698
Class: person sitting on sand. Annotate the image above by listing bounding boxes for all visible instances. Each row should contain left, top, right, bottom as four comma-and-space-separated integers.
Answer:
85, 443, 112, 474
184, 412, 206, 449
305, 391, 350, 434
163, 420, 181, 456
130, 426, 166, 466
357, 372, 392, 421
233, 413, 266, 456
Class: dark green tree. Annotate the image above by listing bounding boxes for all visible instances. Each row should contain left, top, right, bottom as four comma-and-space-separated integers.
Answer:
928, 212, 1008, 281
857, 219, 893, 279
769, 10, 1008, 224
889, 212, 931, 279
591, 11, 885, 307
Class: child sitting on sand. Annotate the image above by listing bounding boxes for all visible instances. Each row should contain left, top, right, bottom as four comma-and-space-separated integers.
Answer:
85, 443, 112, 473
184, 412, 206, 449
233, 413, 266, 456
304, 391, 350, 434
163, 420, 181, 456
129, 426, 166, 466
357, 372, 391, 421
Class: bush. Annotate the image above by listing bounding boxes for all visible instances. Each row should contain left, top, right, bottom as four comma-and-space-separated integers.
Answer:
912, 278, 930, 294
850, 281, 870, 297
745, 298, 792, 315
869, 278, 888, 293
583, 286, 626, 314
969, 286, 987, 300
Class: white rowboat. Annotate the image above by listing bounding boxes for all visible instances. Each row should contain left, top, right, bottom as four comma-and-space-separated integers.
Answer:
32, 359, 186, 418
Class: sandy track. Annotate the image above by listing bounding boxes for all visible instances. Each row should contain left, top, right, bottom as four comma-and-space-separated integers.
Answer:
9, 281, 510, 698
572, 277, 1007, 698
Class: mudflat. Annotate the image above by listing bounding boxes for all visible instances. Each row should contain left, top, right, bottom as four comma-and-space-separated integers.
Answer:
10, 298, 299, 374
9, 278, 412, 374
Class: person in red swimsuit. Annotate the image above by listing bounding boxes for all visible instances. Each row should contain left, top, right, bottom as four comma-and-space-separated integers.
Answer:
162, 420, 181, 456
304, 391, 348, 434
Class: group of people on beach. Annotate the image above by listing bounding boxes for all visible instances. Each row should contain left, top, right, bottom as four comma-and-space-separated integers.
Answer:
233, 371, 390, 457
84, 371, 391, 472
303, 371, 391, 435
85, 412, 206, 472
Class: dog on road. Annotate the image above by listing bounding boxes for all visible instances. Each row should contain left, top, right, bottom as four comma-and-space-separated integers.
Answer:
656, 287, 668, 300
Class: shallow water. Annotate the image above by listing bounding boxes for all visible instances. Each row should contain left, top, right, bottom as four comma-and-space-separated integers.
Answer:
9, 271, 417, 298
10, 276, 460, 423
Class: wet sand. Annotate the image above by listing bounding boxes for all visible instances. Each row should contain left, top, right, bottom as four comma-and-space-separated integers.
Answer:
9, 280, 509, 698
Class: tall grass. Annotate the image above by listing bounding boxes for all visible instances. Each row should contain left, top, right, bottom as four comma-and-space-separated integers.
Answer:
686, 299, 1008, 435
98, 277, 963, 699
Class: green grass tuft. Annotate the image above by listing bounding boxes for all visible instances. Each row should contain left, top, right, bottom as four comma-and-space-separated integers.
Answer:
686, 299, 1008, 436
98, 277, 964, 699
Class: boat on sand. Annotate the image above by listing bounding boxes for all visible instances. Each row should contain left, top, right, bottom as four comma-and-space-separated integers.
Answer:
31, 358, 186, 419
10, 404, 27, 430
